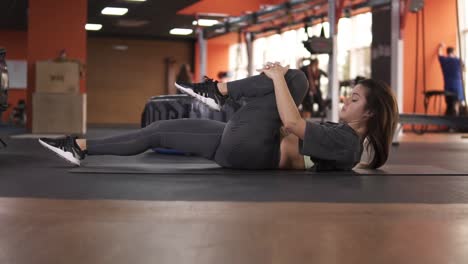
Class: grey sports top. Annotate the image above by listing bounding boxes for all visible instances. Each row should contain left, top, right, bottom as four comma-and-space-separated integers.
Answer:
299, 121, 362, 171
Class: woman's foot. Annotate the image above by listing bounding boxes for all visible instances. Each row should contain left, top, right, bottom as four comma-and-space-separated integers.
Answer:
175, 76, 227, 111
38, 136, 86, 166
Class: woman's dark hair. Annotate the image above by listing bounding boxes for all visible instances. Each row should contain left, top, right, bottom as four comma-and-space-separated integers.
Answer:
358, 79, 399, 169
176, 64, 192, 84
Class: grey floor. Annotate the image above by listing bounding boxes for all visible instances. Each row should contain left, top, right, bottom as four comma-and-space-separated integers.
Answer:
1, 125, 468, 203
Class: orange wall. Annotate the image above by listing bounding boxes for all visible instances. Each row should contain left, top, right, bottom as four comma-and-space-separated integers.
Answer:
87, 38, 193, 125
194, 42, 229, 82
0, 30, 28, 123
27, 0, 87, 93
207, 43, 230, 79
194, 33, 238, 82
403, 0, 458, 114
27, 0, 87, 129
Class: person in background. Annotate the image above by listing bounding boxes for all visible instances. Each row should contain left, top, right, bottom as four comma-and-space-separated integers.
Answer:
9, 99, 26, 126
217, 71, 232, 83
438, 43, 466, 116
300, 58, 328, 118
54, 49, 86, 79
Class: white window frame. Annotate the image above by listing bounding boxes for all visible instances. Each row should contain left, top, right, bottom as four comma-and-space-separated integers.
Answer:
228, 12, 373, 92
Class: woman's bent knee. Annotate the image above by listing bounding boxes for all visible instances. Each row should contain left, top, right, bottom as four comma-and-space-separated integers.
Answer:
286, 69, 309, 105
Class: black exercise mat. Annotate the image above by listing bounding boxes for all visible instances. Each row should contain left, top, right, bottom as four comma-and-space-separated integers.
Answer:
1, 129, 468, 203
70, 152, 466, 176
3, 147, 468, 203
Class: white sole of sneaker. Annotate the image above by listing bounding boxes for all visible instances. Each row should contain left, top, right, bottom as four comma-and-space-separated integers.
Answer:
174, 82, 221, 111
38, 139, 81, 166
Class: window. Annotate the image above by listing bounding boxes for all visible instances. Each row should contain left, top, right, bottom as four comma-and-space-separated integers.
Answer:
228, 41, 248, 80
228, 12, 373, 95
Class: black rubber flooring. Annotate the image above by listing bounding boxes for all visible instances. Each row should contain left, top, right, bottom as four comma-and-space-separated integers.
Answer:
71, 153, 464, 175
1, 126, 468, 203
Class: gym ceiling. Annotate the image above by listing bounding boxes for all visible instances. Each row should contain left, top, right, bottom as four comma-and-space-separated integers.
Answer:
0, 0, 371, 40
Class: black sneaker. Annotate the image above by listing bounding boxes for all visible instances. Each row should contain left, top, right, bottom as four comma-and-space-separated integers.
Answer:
38, 136, 85, 166
175, 76, 227, 111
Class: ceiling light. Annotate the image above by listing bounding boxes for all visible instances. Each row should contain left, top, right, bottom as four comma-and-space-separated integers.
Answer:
193, 19, 219, 27
112, 45, 129, 51
85, 23, 102, 31
197, 13, 229, 17
101, 7, 128, 16
125, 0, 146, 1
169, 28, 193, 35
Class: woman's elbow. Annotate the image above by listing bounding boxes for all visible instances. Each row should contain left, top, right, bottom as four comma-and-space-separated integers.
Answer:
284, 121, 298, 131
284, 119, 306, 138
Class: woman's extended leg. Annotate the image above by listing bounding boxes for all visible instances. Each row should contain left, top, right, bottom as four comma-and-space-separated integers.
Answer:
86, 119, 225, 159
39, 119, 226, 166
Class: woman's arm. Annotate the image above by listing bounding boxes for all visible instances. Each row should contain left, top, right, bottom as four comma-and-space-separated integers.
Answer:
271, 74, 306, 139
258, 62, 306, 139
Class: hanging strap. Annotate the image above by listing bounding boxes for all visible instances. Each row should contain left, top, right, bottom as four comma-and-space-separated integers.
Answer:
0, 138, 6, 148
320, 17, 326, 38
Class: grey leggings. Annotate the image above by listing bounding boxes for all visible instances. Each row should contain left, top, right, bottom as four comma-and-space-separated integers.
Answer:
87, 69, 308, 169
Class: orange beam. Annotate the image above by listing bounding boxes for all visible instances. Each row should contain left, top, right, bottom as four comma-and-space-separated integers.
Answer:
178, 0, 285, 16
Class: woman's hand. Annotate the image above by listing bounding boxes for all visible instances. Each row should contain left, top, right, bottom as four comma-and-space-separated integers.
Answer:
256, 62, 289, 79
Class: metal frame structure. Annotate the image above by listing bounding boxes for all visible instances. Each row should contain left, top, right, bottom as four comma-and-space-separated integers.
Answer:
392, 0, 409, 117
196, 0, 406, 123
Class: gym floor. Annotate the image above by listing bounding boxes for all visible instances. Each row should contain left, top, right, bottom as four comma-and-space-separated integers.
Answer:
1, 125, 468, 263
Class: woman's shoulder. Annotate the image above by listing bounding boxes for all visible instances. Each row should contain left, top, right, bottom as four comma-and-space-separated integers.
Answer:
318, 121, 354, 131
304, 121, 360, 146
312, 121, 360, 143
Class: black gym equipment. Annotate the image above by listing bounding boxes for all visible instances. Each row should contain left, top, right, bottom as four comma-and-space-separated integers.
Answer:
303, 21, 332, 54
141, 94, 242, 128
398, 114, 468, 128
0, 48, 9, 148
303, 36, 333, 55
393, 113, 468, 145
0, 48, 8, 114
141, 94, 243, 154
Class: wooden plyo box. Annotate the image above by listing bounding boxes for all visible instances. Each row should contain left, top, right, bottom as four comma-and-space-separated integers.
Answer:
32, 93, 86, 134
